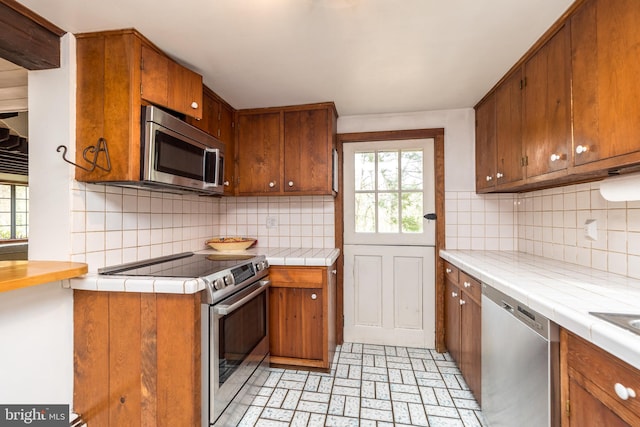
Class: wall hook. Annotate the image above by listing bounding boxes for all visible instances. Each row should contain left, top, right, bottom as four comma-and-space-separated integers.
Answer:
57, 138, 112, 172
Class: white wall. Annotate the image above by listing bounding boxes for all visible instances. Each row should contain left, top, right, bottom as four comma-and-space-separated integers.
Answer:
0, 35, 76, 405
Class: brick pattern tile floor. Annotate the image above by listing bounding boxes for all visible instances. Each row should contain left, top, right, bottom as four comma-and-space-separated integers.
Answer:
238, 343, 488, 427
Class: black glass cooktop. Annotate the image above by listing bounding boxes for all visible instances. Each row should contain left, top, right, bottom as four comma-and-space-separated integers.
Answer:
99, 252, 256, 278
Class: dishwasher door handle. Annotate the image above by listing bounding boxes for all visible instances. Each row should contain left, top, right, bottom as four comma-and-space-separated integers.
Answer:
501, 300, 514, 313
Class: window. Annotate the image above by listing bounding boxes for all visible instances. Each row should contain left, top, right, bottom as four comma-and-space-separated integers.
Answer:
0, 184, 29, 241
354, 148, 424, 234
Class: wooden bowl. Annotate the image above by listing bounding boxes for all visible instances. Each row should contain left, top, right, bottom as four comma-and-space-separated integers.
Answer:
205, 237, 257, 252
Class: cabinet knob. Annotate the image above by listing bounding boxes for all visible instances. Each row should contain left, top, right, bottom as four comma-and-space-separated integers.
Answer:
496, 172, 504, 179
223, 181, 230, 186
459, 299, 466, 305
486, 175, 493, 182
269, 181, 276, 188
191, 101, 199, 109
446, 268, 452, 274
464, 281, 471, 288
550, 153, 563, 162
288, 181, 294, 187
614, 383, 636, 400
451, 291, 458, 298
332, 270, 337, 275
311, 293, 317, 300
576, 145, 589, 154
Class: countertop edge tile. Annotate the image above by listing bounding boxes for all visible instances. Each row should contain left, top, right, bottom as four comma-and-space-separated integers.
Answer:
440, 249, 640, 370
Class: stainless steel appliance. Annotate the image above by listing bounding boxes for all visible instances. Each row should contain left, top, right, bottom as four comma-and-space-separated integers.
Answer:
481, 284, 559, 427
99, 251, 270, 426
110, 105, 225, 195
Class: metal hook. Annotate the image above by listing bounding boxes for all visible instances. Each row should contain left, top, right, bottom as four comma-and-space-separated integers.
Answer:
57, 138, 111, 172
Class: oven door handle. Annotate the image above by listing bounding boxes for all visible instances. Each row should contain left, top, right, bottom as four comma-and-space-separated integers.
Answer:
213, 280, 270, 315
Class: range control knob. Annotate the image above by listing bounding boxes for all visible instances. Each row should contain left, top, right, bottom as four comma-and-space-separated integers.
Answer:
213, 277, 226, 290
224, 274, 235, 286
256, 260, 269, 271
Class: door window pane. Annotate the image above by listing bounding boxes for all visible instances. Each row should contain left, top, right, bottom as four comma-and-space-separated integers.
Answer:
354, 152, 375, 191
377, 151, 398, 191
378, 193, 398, 233
355, 193, 376, 232
401, 150, 423, 190
401, 192, 423, 233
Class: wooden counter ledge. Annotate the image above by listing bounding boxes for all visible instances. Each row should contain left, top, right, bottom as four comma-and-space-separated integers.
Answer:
0, 260, 88, 293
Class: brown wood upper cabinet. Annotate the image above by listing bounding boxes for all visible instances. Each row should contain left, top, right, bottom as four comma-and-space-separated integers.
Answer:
235, 103, 337, 196
476, 0, 640, 192
75, 29, 203, 182
187, 86, 236, 195
571, 0, 640, 173
522, 24, 571, 181
476, 25, 570, 193
475, 94, 497, 192
140, 44, 203, 120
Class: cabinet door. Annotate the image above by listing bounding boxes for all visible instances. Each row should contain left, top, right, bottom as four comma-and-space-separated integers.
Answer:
187, 88, 218, 135
283, 108, 332, 194
269, 287, 323, 361
568, 378, 630, 427
523, 24, 571, 179
167, 60, 203, 120
460, 293, 481, 404
236, 112, 281, 194
445, 279, 461, 364
495, 70, 524, 187
572, 0, 640, 170
141, 45, 168, 107
475, 94, 496, 192
219, 103, 235, 195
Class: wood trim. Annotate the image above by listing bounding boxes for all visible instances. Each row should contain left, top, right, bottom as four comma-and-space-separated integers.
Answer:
0, 0, 65, 70
237, 101, 338, 118
336, 128, 446, 351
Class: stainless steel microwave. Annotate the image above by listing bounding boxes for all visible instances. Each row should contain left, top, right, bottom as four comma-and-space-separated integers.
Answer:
140, 106, 225, 195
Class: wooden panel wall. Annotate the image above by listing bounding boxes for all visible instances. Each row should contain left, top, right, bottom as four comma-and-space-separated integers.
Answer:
74, 291, 201, 426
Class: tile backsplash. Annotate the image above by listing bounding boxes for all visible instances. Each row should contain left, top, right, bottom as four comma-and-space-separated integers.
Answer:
218, 196, 335, 250
445, 182, 640, 280
70, 182, 335, 272
444, 191, 518, 251
516, 182, 640, 280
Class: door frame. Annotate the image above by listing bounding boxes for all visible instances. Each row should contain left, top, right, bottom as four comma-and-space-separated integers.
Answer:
335, 128, 446, 352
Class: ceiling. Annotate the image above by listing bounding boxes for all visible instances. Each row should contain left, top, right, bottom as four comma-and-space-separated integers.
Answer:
16, 0, 574, 116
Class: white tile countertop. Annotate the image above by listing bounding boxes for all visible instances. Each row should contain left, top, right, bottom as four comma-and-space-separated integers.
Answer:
68, 248, 340, 294
440, 250, 640, 370
197, 247, 340, 267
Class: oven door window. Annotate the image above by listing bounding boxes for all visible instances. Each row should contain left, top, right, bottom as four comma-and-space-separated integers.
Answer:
155, 130, 204, 181
218, 290, 267, 386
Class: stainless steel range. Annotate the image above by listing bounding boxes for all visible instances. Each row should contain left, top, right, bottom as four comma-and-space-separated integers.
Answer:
99, 251, 271, 426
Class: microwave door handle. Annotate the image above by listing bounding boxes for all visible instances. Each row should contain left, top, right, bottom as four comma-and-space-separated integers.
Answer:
214, 280, 270, 315
203, 148, 219, 187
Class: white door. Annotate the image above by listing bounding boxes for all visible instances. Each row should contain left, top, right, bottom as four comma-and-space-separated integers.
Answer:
343, 139, 436, 348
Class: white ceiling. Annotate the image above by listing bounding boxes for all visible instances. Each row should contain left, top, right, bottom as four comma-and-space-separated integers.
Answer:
17, 0, 574, 116
0, 58, 28, 114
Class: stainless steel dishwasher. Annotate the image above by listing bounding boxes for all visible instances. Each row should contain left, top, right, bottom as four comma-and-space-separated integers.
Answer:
481, 284, 559, 427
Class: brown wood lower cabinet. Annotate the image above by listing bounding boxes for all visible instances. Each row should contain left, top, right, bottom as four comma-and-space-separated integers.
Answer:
268, 265, 336, 370
561, 329, 640, 427
443, 260, 482, 403
74, 290, 201, 427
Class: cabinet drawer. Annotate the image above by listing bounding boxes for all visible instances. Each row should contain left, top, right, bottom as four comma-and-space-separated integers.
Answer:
444, 261, 459, 284
566, 331, 640, 421
459, 271, 481, 302
270, 266, 325, 288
